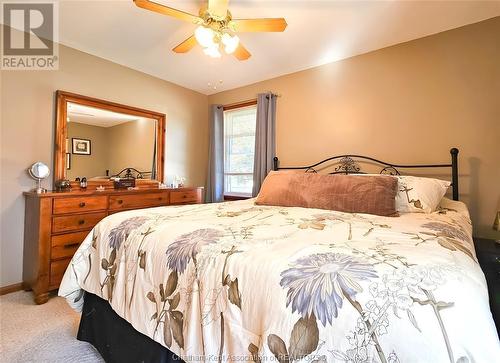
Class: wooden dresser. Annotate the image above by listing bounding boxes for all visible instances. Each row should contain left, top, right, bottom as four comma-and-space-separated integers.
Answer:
23, 187, 203, 304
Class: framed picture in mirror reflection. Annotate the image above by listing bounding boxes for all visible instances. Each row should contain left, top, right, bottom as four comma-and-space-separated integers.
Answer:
72, 138, 91, 155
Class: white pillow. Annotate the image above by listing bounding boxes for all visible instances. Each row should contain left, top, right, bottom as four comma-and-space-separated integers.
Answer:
395, 175, 451, 213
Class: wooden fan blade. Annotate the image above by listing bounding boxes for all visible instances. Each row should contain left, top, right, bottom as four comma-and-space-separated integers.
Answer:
208, 0, 229, 17
172, 35, 197, 53
231, 18, 287, 32
234, 43, 251, 61
134, 0, 201, 24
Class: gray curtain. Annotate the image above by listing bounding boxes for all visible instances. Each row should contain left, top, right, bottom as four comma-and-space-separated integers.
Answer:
205, 105, 224, 203
252, 93, 277, 197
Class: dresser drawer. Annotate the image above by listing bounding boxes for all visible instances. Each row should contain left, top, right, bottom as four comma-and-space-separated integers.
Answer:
52, 212, 106, 233
53, 196, 107, 214
50, 258, 71, 287
109, 192, 168, 210
170, 190, 201, 204
51, 231, 88, 260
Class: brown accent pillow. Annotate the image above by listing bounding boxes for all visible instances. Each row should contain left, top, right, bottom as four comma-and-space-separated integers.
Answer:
255, 171, 398, 216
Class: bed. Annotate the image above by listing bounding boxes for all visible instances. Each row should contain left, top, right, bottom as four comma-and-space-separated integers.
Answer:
59, 149, 500, 363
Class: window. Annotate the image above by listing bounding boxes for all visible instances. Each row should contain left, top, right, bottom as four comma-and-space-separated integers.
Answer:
223, 104, 257, 197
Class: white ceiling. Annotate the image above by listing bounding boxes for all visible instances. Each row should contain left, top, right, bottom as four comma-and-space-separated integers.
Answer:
40, 1, 500, 94
67, 102, 151, 126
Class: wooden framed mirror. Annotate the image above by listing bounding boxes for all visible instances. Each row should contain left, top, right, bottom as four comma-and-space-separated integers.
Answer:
54, 90, 165, 189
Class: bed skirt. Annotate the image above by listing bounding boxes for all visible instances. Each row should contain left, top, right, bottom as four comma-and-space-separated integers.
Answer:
78, 291, 184, 363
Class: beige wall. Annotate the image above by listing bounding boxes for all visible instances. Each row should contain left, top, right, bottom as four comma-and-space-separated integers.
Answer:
108, 119, 156, 177
66, 119, 157, 180
67, 122, 109, 180
209, 17, 500, 240
0, 29, 208, 286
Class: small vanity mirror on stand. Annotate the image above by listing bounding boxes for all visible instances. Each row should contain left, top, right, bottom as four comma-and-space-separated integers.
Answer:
28, 162, 50, 193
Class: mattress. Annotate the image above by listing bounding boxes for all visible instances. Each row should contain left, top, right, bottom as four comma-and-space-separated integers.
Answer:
59, 198, 500, 362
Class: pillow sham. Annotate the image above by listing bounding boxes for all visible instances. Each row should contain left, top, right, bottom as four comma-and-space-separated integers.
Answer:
395, 175, 451, 213
255, 171, 398, 216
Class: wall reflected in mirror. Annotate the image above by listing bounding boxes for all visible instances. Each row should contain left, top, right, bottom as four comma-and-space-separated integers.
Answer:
66, 102, 157, 181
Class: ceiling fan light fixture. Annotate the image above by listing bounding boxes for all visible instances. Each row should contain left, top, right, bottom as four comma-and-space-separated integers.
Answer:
221, 33, 239, 54
195, 25, 216, 48
203, 45, 222, 58
134, 0, 287, 61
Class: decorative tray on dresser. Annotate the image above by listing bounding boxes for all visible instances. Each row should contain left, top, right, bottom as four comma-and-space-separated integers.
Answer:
23, 187, 203, 304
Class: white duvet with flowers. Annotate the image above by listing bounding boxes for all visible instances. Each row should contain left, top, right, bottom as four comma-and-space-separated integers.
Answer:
59, 198, 499, 363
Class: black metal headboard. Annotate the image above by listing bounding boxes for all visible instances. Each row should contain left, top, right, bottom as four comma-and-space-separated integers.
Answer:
111, 167, 152, 179
273, 148, 459, 201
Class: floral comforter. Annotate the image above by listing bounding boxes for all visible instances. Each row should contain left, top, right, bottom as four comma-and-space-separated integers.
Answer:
59, 198, 499, 363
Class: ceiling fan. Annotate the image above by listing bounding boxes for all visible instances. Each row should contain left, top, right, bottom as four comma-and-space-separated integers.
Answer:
133, 0, 287, 60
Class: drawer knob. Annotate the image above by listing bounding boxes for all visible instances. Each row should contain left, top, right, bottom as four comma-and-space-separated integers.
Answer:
158, 197, 163, 201
78, 219, 85, 225
117, 199, 123, 204
79, 202, 86, 207
183, 195, 187, 198
64, 242, 80, 249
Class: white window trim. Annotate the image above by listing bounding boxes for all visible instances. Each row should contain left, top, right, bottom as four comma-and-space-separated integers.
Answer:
223, 104, 257, 198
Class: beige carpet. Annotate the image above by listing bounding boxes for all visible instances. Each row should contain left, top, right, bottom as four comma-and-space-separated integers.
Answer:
0, 291, 104, 363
